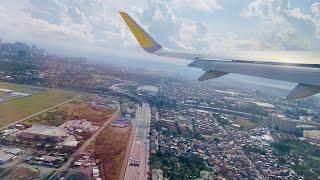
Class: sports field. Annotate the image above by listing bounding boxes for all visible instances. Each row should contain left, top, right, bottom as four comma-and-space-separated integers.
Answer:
0, 82, 77, 128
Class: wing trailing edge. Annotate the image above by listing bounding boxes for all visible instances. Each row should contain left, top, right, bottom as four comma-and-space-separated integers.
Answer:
199, 71, 228, 81
287, 84, 320, 100
120, 11, 320, 100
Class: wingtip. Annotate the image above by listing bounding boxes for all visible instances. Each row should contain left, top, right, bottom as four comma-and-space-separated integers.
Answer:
119, 11, 127, 17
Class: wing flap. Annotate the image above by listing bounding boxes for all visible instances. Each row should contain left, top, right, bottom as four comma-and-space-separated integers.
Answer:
287, 84, 320, 100
198, 71, 228, 81
189, 59, 320, 87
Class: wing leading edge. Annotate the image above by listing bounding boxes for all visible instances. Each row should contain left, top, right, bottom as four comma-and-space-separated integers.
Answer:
119, 11, 320, 100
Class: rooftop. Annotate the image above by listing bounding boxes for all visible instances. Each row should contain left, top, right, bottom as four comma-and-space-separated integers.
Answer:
23, 125, 66, 137
0, 153, 14, 162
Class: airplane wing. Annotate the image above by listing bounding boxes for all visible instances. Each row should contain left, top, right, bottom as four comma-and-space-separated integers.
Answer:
119, 11, 320, 100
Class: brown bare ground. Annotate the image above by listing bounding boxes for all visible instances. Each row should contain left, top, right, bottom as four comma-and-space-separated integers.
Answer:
87, 126, 131, 180
23, 101, 113, 127
9, 166, 39, 180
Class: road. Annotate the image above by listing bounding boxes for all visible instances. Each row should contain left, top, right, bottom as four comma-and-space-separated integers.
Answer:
124, 102, 151, 180
0, 95, 82, 131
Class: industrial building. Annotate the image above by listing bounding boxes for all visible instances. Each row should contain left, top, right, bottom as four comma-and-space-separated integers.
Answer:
18, 125, 66, 142
65, 119, 93, 132
5, 148, 24, 155
0, 153, 15, 165
111, 118, 131, 128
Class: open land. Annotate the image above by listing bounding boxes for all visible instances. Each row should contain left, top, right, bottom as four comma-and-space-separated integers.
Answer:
86, 125, 131, 180
0, 82, 40, 92
23, 97, 113, 127
0, 82, 77, 128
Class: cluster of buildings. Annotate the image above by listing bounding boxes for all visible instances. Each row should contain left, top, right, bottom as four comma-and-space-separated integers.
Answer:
150, 105, 301, 179
0, 40, 46, 58
111, 118, 131, 128
118, 78, 320, 179
0, 118, 100, 168
0, 147, 24, 165
72, 151, 102, 180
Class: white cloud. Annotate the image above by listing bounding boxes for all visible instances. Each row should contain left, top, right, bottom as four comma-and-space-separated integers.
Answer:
241, 0, 315, 50
241, 0, 275, 19
171, 0, 222, 12
138, 0, 210, 50
311, 2, 320, 37
311, 2, 320, 14
285, 8, 311, 21
284, 2, 320, 38
0, 0, 318, 58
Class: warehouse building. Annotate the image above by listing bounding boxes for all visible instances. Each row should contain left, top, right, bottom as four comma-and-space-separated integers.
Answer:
5, 148, 24, 155
0, 153, 14, 165
18, 125, 66, 142
65, 119, 92, 132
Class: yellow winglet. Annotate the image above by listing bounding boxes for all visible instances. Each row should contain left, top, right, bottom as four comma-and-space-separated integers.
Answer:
119, 11, 162, 53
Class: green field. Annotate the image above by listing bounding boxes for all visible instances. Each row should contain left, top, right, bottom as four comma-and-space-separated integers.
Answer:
0, 91, 6, 98
0, 83, 77, 128
272, 140, 320, 178
0, 82, 37, 92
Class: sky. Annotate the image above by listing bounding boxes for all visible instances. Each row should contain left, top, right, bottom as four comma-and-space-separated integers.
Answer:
0, 0, 319, 63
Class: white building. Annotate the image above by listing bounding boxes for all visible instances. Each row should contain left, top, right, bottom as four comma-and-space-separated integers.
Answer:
19, 125, 66, 142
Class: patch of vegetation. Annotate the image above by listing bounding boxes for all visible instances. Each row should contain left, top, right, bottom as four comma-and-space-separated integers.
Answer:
271, 140, 320, 178
24, 109, 70, 127
150, 150, 208, 180
233, 118, 258, 130
244, 146, 266, 155
234, 104, 268, 117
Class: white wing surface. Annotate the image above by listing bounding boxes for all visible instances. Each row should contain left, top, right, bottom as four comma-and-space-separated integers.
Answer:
119, 11, 320, 100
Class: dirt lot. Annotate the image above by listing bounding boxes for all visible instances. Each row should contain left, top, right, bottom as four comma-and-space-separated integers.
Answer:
8, 166, 39, 180
23, 99, 114, 127
87, 126, 131, 180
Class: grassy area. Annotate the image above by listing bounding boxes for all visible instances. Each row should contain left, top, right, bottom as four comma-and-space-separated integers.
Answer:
150, 150, 208, 180
23, 98, 113, 127
310, 156, 320, 161
271, 140, 320, 179
0, 82, 39, 92
0, 91, 6, 98
23, 101, 79, 127
232, 118, 257, 130
0, 89, 77, 127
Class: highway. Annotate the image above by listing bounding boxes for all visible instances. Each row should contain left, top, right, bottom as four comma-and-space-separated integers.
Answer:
110, 83, 151, 180
124, 102, 151, 180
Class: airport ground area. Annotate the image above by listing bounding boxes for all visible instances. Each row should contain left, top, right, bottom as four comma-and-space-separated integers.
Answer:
0, 82, 77, 128
0, 82, 137, 180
